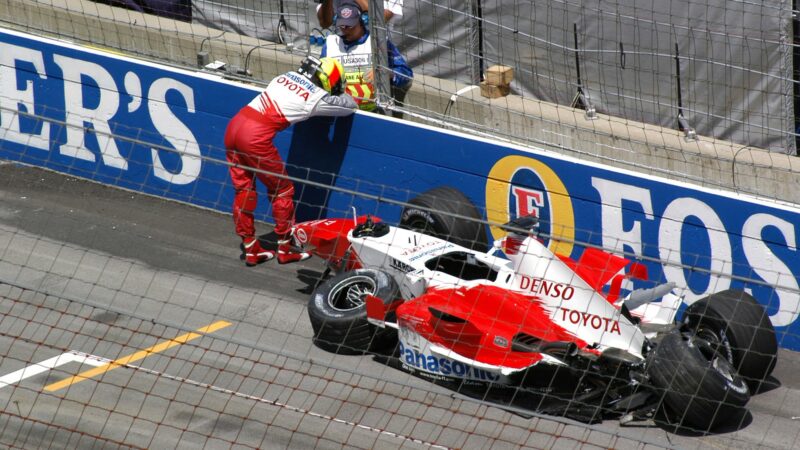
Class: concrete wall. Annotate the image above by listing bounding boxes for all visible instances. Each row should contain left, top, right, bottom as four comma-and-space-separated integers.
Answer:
2, 0, 799, 206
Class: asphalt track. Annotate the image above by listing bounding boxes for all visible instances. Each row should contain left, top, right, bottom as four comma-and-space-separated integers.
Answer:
1, 162, 799, 449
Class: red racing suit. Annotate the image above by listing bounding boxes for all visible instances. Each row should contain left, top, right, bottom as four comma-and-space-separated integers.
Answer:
224, 70, 356, 238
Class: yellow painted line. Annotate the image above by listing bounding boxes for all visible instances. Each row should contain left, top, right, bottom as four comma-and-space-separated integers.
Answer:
44, 320, 232, 392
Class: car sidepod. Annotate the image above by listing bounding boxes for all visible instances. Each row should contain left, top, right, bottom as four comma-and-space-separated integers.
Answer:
393, 284, 592, 384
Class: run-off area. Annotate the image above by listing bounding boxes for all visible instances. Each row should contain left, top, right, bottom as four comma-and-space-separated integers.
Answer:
0, 230, 632, 450
1, 166, 799, 450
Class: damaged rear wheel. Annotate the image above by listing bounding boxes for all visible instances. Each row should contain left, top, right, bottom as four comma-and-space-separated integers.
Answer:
683, 289, 777, 391
646, 332, 749, 432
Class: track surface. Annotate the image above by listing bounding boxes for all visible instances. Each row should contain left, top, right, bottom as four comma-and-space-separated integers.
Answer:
1, 163, 799, 449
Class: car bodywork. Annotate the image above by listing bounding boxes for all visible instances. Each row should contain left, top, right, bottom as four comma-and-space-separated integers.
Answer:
296, 213, 773, 427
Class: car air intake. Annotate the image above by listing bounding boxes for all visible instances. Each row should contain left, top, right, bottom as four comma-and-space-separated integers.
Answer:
512, 333, 578, 358
511, 333, 542, 352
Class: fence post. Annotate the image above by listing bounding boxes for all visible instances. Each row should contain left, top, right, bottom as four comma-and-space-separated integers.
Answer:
469, 0, 483, 85
368, 0, 391, 110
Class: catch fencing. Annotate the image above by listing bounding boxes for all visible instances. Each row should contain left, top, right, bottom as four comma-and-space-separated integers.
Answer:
0, 0, 798, 448
189, 0, 796, 154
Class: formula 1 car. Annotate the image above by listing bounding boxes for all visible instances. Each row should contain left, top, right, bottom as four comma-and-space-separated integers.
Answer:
297, 200, 777, 430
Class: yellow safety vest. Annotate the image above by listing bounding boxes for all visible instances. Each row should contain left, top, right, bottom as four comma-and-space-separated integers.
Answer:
324, 34, 377, 111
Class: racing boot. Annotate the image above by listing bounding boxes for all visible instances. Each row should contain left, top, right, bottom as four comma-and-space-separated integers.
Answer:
243, 237, 274, 266
276, 233, 311, 265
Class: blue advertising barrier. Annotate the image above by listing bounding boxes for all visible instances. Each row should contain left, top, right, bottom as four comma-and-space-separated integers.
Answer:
2, 27, 800, 350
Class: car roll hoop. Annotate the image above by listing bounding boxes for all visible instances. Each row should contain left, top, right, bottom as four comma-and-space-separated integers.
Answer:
496, 215, 540, 255
500, 215, 540, 236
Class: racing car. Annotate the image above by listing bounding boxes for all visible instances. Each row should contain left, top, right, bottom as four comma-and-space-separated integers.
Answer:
296, 202, 778, 431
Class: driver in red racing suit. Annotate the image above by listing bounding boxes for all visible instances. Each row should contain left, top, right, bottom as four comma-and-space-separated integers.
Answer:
225, 56, 357, 266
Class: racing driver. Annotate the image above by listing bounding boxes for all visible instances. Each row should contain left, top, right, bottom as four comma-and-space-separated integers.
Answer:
224, 56, 357, 266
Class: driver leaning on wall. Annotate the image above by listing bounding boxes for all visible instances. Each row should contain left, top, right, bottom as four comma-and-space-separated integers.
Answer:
224, 56, 357, 266
321, 1, 413, 118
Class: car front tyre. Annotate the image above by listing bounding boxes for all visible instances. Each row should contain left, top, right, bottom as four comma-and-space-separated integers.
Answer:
308, 268, 399, 355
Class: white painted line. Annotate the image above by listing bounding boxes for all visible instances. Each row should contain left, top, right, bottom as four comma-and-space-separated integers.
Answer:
0, 350, 109, 389
3, 348, 449, 448
45, 321, 231, 392
121, 360, 451, 449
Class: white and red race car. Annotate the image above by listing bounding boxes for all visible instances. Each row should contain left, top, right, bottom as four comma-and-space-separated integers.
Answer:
296, 205, 777, 430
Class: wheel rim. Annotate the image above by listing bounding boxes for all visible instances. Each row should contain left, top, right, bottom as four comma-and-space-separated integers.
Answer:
694, 324, 734, 365
690, 332, 748, 393
328, 275, 376, 312
710, 356, 736, 383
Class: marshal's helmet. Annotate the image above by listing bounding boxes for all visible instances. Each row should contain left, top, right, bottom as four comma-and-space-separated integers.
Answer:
297, 56, 345, 95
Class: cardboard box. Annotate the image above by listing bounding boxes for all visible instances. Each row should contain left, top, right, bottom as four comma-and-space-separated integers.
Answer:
480, 81, 511, 98
485, 65, 514, 86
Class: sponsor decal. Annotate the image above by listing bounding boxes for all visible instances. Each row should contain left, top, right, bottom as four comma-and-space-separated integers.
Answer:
294, 228, 308, 244
558, 307, 621, 334
398, 341, 500, 382
486, 155, 800, 331
399, 240, 439, 256
275, 75, 310, 100
0, 39, 203, 185
389, 257, 414, 273
408, 244, 455, 262
285, 72, 317, 90
512, 186, 544, 220
486, 155, 575, 256
493, 336, 509, 348
518, 275, 575, 300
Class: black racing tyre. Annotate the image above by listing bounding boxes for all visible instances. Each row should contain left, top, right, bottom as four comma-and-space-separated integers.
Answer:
683, 289, 778, 390
400, 186, 488, 251
308, 268, 399, 355
647, 332, 750, 431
